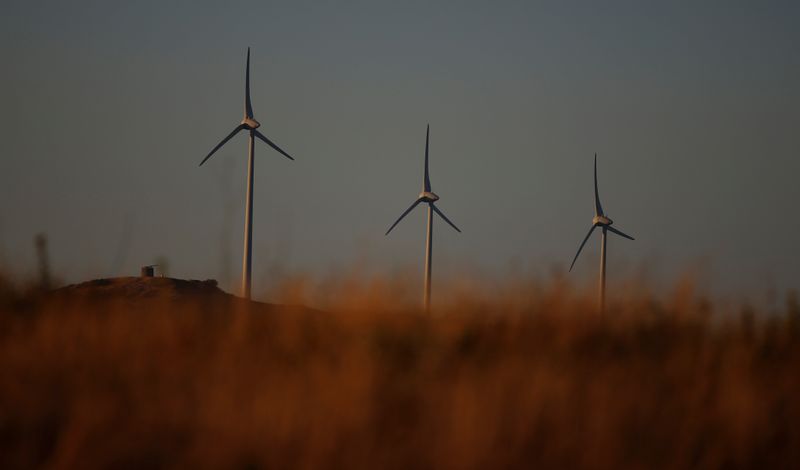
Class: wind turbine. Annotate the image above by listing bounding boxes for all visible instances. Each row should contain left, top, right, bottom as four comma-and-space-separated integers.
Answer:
569, 154, 634, 311
198, 48, 294, 300
385, 125, 461, 312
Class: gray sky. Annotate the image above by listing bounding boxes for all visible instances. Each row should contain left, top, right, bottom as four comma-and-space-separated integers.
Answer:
1, 0, 799, 300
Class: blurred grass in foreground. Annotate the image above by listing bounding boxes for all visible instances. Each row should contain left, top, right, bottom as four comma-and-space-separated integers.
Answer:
0, 274, 799, 469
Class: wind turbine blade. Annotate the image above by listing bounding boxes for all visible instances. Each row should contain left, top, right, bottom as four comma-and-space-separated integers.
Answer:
594, 153, 604, 216
199, 124, 246, 166
385, 199, 422, 235
423, 124, 431, 192
607, 225, 635, 240
245, 47, 254, 119
431, 203, 461, 233
569, 225, 597, 272
254, 130, 294, 160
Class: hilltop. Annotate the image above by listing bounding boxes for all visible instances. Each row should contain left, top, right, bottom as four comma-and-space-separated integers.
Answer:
55, 276, 230, 302
51, 276, 311, 314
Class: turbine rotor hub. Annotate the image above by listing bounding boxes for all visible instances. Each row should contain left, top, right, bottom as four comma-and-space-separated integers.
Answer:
419, 191, 440, 202
593, 215, 612, 226
242, 117, 261, 129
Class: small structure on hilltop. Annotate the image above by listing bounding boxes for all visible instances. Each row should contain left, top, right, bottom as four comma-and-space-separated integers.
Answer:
140, 265, 159, 278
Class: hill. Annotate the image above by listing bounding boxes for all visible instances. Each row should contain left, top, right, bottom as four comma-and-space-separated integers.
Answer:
51, 276, 313, 315
55, 276, 232, 302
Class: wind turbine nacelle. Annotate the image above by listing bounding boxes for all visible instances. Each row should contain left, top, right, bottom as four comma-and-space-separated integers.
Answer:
593, 215, 613, 226
241, 117, 261, 129
419, 191, 440, 202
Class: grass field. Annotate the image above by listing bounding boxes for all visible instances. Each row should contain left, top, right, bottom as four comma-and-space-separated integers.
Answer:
1, 275, 799, 469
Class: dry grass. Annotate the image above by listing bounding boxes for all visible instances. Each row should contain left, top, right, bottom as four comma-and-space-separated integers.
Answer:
1, 274, 799, 469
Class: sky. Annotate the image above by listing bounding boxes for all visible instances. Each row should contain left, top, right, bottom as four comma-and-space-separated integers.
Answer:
1, 0, 799, 301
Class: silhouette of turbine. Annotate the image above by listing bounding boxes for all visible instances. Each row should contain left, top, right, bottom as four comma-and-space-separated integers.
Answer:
569, 154, 634, 311
199, 48, 294, 300
386, 125, 461, 312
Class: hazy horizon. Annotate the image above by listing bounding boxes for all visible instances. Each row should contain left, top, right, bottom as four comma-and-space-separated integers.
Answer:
2, 1, 799, 301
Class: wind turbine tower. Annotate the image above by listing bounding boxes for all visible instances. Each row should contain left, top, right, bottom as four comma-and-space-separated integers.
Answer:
569, 154, 635, 311
199, 48, 295, 299
386, 125, 461, 312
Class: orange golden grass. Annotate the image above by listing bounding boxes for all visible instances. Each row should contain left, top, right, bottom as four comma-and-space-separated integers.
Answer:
1, 273, 799, 469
